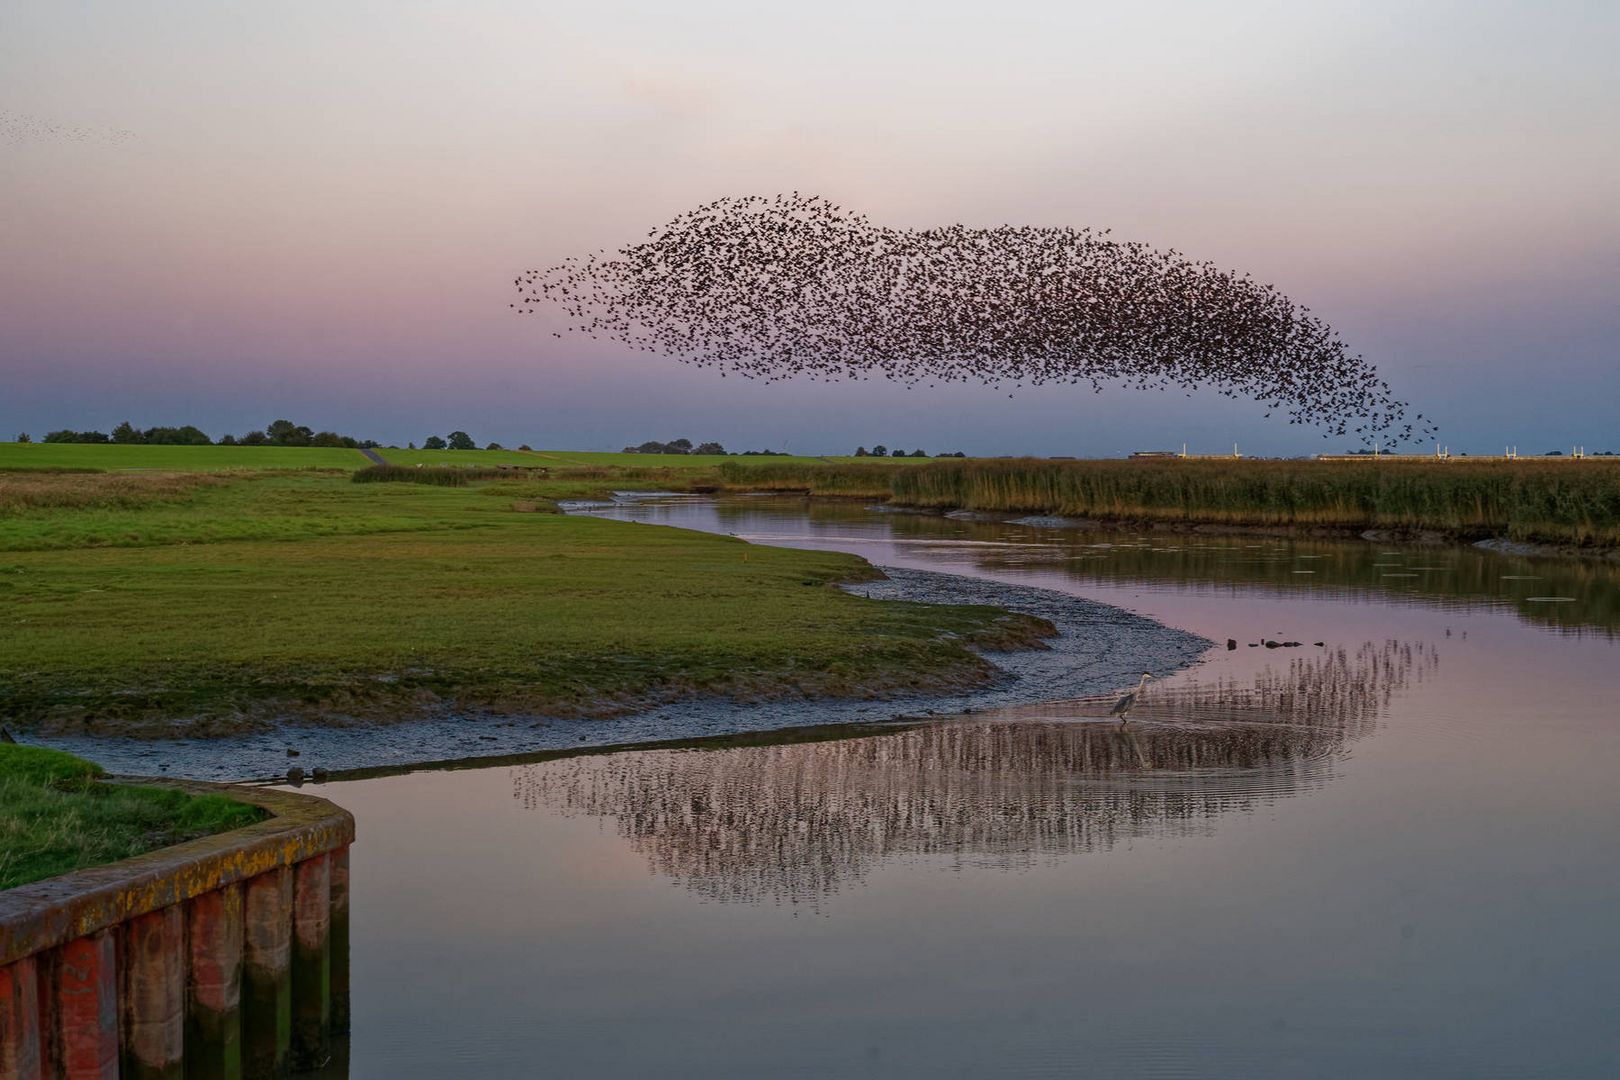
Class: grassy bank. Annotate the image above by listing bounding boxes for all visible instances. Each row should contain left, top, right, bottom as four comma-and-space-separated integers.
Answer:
0, 442, 368, 471
887, 459, 1620, 548
0, 471, 1051, 736
0, 442, 944, 474
0, 745, 264, 889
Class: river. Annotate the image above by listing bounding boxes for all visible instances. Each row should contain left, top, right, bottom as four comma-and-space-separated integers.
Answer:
309, 497, 1620, 1077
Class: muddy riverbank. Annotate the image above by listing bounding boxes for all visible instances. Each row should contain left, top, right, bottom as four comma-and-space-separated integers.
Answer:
28, 567, 1209, 782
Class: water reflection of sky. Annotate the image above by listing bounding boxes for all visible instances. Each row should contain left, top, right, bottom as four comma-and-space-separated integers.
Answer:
512, 640, 1433, 907
309, 499, 1620, 1078
600, 497, 1620, 638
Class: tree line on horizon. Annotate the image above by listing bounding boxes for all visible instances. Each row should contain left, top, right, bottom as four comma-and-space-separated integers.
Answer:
619, 438, 792, 456
414, 431, 527, 451
24, 419, 384, 449
855, 446, 967, 458
14, 421, 521, 454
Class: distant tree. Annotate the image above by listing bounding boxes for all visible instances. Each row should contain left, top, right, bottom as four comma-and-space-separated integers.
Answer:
910, 449, 928, 457
518, 444, 532, 451
407, 441, 417, 450
871, 444, 888, 457
15, 432, 29, 444
311, 431, 348, 448
1545, 450, 1563, 456
360, 440, 381, 449
423, 435, 447, 450
951, 451, 967, 458
239, 430, 268, 446
44, 429, 111, 443
111, 421, 143, 444
695, 441, 725, 455
634, 441, 666, 454
854, 446, 868, 457
218, 433, 238, 445
265, 420, 312, 447
446, 431, 475, 450
142, 425, 210, 445
486, 442, 503, 451
665, 438, 693, 455
890, 448, 907, 457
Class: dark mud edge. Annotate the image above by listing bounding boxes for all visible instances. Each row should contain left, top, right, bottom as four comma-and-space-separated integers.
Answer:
30, 567, 1211, 782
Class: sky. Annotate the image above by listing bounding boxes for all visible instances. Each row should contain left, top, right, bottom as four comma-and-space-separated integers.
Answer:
2, 0, 1616, 456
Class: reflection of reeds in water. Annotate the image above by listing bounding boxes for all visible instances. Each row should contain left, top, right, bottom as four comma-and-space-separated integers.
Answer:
1065, 639, 1437, 732
513, 641, 1434, 906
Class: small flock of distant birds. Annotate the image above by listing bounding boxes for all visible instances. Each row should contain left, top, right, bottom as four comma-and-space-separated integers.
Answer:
515, 195, 1430, 444
0, 111, 137, 148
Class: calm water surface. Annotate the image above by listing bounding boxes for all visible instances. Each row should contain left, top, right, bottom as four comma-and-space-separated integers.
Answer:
309, 499, 1620, 1077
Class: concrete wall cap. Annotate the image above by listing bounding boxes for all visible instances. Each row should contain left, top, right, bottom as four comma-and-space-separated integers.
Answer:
0, 780, 353, 967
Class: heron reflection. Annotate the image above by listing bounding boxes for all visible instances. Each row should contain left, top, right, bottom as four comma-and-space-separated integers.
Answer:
513, 641, 1434, 906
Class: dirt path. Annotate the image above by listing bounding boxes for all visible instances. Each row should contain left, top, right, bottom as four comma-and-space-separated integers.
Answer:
359, 447, 386, 465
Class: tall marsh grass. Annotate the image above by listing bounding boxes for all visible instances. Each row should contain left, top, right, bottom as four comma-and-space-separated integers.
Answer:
351, 464, 509, 486
716, 460, 899, 498
888, 459, 1620, 547
0, 471, 224, 514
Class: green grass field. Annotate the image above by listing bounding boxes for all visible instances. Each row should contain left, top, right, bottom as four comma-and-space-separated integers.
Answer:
0, 471, 1049, 736
0, 442, 369, 471
7, 442, 1617, 546
374, 447, 860, 469
1, 442, 952, 474
0, 745, 264, 888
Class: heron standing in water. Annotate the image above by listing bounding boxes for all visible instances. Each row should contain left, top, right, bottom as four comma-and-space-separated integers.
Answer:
1110, 673, 1154, 723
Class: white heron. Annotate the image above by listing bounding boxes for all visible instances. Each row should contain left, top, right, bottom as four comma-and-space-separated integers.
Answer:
1109, 673, 1154, 723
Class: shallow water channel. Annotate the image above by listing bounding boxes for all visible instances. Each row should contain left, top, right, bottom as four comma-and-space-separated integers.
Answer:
307, 498, 1620, 1077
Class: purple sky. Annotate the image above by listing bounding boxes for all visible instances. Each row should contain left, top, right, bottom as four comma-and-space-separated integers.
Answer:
3, 1, 1616, 456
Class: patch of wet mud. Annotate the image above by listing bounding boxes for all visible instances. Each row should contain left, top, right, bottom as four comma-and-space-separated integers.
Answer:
30, 567, 1209, 783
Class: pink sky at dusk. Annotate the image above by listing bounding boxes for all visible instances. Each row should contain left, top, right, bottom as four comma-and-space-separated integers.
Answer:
3, 1, 1616, 455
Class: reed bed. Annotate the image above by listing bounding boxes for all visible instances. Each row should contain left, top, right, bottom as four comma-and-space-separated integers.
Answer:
351, 464, 509, 486
716, 460, 900, 498
0, 471, 224, 514
888, 459, 1620, 547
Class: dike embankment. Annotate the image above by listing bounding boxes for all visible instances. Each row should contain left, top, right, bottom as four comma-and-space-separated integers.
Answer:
1, 782, 353, 1078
